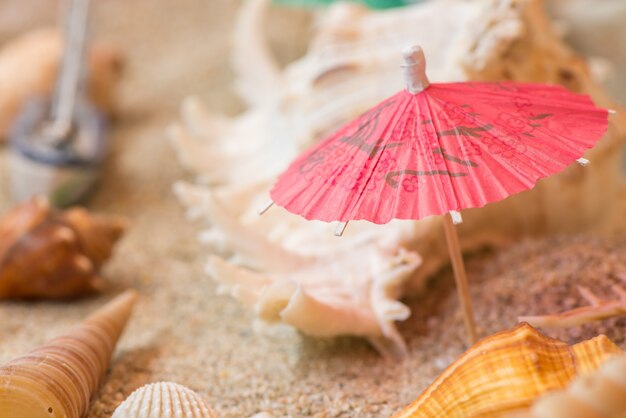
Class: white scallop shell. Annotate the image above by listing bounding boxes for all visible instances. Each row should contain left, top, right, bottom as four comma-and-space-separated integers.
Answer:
112, 382, 218, 418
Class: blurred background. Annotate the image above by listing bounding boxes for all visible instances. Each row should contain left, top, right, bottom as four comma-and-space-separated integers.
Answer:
0, 0, 310, 118
0, 0, 313, 212
0, 1, 625, 417
0, 0, 623, 121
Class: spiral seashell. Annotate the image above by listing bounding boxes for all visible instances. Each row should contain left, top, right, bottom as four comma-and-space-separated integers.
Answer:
393, 323, 622, 418
112, 382, 218, 418
0, 289, 138, 418
513, 354, 626, 418
0, 197, 128, 299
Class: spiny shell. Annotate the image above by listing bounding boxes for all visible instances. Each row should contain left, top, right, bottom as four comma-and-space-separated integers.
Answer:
393, 323, 622, 418
175, 181, 421, 359
0, 197, 128, 299
514, 354, 626, 418
112, 382, 218, 418
0, 290, 138, 418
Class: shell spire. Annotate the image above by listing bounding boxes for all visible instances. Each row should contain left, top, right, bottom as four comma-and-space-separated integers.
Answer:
0, 289, 138, 418
393, 323, 622, 418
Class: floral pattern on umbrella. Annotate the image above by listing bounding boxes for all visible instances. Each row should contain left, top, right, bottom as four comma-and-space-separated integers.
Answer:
271, 82, 608, 224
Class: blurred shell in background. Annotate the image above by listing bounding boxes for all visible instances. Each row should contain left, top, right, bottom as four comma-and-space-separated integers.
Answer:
0, 197, 127, 299
0, 27, 124, 140
547, 0, 626, 106
170, 0, 626, 356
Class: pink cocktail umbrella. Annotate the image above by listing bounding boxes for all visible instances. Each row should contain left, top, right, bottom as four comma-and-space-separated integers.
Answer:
264, 46, 610, 343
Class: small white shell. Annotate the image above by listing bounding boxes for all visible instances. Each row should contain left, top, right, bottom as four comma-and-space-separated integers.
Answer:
112, 382, 218, 418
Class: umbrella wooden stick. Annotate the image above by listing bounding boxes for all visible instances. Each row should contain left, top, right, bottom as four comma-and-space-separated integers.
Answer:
442, 213, 478, 344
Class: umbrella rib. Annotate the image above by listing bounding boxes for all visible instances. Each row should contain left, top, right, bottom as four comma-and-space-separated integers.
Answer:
374, 93, 416, 221
481, 101, 599, 194
296, 108, 376, 222
335, 101, 392, 221
456, 87, 559, 201
475, 120, 538, 198
429, 91, 491, 208
427, 86, 544, 210
344, 92, 414, 223
471, 112, 535, 198
424, 92, 463, 216
388, 92, 426, 220
486, 92, 605, 200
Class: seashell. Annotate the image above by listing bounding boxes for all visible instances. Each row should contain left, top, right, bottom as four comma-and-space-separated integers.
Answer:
112, 382, 218, 418
0, 197, 128, 299
170, 0, 626, 354
0, 289, 138, 418
547, 0, 626, 103
175, 182, 421, 359
393, 323, 622, 418
513, 354, 626, 418
0, 27, 124, 139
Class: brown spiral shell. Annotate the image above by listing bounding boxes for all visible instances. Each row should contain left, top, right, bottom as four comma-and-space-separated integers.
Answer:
0, 197, 127, 299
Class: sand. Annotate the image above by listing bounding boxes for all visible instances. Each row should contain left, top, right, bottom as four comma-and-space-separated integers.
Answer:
0, 1, 625, 417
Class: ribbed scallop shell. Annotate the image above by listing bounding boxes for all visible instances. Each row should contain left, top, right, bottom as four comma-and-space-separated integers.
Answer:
393, 323, 622, 418
0, 290, 138, 418
112, 382, 218, 418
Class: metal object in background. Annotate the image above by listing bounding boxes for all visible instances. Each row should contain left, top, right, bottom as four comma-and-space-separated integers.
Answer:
8, 0, 108, 208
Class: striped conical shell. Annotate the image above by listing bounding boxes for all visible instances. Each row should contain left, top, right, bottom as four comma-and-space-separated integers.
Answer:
0, 289, 138, 418
112, 382, 218, 418
393, 323, 622, 418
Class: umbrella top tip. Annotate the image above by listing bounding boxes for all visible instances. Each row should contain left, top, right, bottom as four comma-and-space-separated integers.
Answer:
402, 45, 425, 65
402, 45, 429, 93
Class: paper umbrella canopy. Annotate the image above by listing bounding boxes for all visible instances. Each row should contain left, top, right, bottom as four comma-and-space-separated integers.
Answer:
266, 46, 610, 343
269, 51, 609, 226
